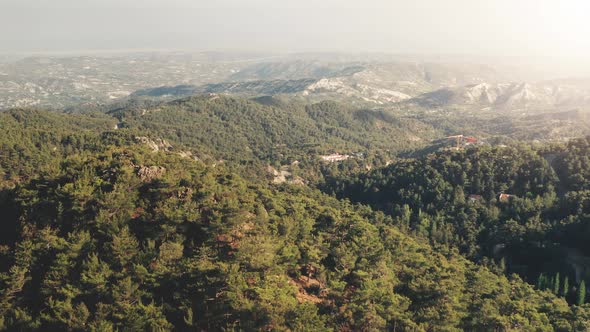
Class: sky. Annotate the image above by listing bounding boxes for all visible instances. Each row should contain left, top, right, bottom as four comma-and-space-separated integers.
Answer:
1, 0, 590, 59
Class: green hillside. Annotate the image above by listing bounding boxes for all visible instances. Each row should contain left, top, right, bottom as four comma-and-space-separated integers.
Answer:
112, 95, 437, 165
323, 139, 590, 307
2, 110, 590, 330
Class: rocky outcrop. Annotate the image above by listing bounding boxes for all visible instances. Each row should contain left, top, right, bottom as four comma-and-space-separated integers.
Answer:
137, 165, 166, 182
135, 136, 173, 152
267, 165, 305, 185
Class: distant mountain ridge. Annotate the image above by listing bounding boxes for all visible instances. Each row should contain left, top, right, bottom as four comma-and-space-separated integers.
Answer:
130, 61, 524, 105
4, 53, 589, 111
131, 79, 318, 98
406, 80, 590, 110
132, 77, 590, 111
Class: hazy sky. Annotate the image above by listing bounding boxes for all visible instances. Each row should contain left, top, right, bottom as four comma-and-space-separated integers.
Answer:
2, 0, 590, 57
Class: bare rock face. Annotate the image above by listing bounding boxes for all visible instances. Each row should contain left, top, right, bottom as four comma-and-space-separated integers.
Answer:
137, 165, 166, 182
134, 136, 173, 152
266, 165, 306, 185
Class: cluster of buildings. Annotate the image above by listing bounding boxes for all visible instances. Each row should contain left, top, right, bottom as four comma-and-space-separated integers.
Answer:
320, 153, 351, 162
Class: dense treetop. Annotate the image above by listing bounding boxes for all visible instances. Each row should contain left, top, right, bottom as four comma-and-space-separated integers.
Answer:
324, 138, 590, 307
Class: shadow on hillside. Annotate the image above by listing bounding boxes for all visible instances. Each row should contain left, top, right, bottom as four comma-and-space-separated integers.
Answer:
0, 188, 19, 270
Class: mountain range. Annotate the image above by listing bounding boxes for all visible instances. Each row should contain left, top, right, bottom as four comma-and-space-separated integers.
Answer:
6, 53, 580, 109
125, 57, 590, 111
407, 80, 590, 111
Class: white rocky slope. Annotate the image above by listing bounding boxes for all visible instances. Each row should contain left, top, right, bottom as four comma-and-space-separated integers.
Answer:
302, 78, 412, 104
408, 80, 590, 110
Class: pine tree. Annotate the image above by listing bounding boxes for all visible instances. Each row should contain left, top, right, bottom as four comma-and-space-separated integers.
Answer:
453, 186, 465, 205
80, 253, 112, 295
577, 280, 586, 306
110, 226, 139, 269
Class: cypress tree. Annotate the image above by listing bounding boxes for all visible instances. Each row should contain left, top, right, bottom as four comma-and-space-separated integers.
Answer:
429, 220, 438, 241
562, 276, 569, 298
537, 273, 545, 290
400, 204, 411, 230
553, 273, 560, 295
577, 280, 586, 306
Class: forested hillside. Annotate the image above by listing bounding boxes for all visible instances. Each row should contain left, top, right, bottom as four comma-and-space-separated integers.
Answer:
0, 109, 117, 187
112, 95, 436, 162
323, 138, 590, 307
2, 110, 590, 330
